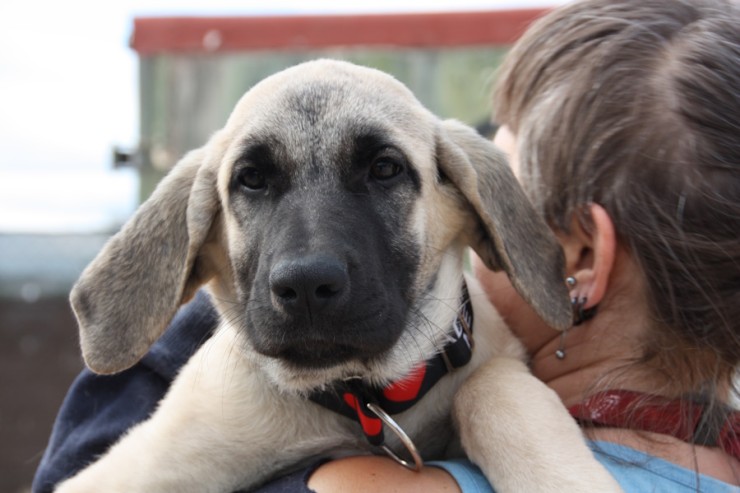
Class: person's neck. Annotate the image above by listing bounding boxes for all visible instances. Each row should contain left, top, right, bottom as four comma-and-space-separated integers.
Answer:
527, 314, 644, 408
527, 317, 740, 485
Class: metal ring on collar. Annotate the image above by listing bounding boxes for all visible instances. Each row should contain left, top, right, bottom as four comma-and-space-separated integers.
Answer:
365, 402, 424, 472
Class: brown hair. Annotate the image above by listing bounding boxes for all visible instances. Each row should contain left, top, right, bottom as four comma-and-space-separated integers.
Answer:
493, 0, 740, 401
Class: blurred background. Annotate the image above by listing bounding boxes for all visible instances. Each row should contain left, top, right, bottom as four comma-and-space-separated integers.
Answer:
0, 1, 561, 491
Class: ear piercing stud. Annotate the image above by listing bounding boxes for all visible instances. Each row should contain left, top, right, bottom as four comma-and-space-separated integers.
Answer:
557, 276, 598, 359
557, 277, 577, 359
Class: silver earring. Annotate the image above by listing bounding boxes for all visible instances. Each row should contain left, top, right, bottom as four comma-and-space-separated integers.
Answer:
557, 296, 599, 359
555, 329, 567, 359
556, 297, 583, 359
573, 296, 597, 326
557, 277, 577, 359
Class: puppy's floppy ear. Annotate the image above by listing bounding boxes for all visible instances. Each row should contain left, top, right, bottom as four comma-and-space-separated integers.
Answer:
70, 136, 223, 374
436, 120, 571, 330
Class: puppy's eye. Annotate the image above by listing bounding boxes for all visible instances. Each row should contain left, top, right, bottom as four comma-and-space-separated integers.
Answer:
369, 158, 403, 181
238, 166, 267, 191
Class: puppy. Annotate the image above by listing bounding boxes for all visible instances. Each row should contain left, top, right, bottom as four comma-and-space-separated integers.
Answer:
56, 60, 622, 493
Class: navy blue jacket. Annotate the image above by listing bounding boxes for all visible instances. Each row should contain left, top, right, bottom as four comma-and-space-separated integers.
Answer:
32, 291, 319, 493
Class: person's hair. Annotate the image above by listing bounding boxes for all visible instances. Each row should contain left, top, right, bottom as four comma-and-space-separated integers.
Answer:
493, 0, 740, 403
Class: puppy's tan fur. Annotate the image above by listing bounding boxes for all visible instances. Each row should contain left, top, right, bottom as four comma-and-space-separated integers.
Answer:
56, 60, 622, 493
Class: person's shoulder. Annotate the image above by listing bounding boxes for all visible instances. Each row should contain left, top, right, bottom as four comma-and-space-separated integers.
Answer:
589, 441, 738, 493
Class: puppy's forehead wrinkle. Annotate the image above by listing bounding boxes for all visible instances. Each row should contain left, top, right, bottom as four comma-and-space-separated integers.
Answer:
269, 79, 428, 141
230, 72, 437, 186
285, 82, 347, 127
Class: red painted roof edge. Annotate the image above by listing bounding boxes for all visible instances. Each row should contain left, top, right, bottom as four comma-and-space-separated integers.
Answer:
131, 9, 548, 55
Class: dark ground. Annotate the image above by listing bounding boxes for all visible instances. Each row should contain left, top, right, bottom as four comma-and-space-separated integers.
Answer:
0, 297, 83, 493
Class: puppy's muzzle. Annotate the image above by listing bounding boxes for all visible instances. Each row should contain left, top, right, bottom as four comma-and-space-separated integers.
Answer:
269, 254, 350, 317
251, 245, 404, 369
260, 252, 364, 365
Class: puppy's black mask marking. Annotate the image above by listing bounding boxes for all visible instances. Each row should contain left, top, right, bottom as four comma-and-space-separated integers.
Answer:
227, 92, 422, 369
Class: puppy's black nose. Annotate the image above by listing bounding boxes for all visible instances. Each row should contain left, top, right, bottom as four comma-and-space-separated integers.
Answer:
269, 255, 349, 316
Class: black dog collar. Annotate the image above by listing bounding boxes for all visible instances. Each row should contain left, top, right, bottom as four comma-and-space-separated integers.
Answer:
308, 281, 474, 448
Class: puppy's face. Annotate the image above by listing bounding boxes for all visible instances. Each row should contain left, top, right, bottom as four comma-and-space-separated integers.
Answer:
214, 61, 471, 389
71, 60, 570, 386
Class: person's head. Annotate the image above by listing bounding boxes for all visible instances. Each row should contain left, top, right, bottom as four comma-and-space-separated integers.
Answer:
482, 0, 740, 402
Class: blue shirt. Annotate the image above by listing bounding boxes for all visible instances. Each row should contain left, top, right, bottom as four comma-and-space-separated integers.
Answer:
432, 441, 739, 493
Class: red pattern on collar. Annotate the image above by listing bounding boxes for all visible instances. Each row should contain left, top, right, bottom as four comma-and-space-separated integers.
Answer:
341, 365, 428, 441
309, 281, 474, 447
569, 390, 740, 461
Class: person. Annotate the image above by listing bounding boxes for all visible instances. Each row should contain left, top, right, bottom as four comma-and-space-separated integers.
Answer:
34, 0, 739, 492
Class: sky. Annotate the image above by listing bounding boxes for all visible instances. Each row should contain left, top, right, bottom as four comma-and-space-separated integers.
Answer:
0, 0, 561, 234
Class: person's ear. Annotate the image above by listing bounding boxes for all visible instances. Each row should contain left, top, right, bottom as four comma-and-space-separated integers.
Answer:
559, 203, 616, 310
